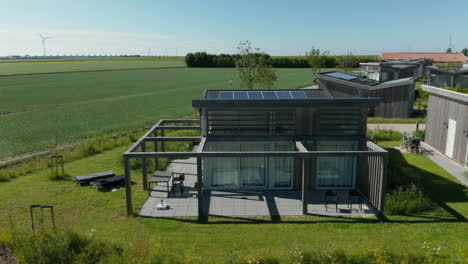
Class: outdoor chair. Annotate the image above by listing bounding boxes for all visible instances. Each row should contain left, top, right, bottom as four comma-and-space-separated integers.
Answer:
172, 173, 185, 195
324, 190, 338, 212
348, 190, 362, 212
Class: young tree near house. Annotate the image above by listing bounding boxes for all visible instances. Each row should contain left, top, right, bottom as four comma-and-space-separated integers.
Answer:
337, 51, 358, 73
306, 47, 329, 83
236, 41, 277, 90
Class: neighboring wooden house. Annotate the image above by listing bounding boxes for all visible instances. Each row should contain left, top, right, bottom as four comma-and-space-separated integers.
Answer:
355, 59, 432, 82
422, 85, 468, 168
317, 71, 415, 118
427, 66, 468, 89
123, 89, 389, 217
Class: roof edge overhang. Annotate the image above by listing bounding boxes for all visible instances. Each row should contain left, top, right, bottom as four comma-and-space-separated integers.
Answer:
192, 98, 380, 108
422, 84, 468, 103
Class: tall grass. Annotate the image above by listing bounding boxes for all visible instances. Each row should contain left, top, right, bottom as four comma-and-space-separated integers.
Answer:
367, 128, 403, 141
4, 230, 466, 264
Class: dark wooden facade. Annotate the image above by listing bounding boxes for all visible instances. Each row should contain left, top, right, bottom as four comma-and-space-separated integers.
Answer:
423, 85, 468, 167
318, 73, 415, 118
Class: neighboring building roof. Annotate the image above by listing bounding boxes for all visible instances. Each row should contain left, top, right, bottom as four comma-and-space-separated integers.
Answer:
193, 89, 380, 108
427, 66, 468, 75
422, 84, 468, 103
317, 71, 414, 90
381, 52, 467, 62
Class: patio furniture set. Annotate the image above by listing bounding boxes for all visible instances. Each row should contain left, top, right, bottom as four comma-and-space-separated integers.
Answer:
324, 190, 363, 213
148, 170, 185, 197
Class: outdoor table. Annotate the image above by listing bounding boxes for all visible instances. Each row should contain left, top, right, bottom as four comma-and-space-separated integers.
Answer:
148, 170, 173, 197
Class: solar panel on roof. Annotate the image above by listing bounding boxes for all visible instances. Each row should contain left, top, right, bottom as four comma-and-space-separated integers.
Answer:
219, 91, 234, 99
248, 91, 262, 99
234, 91, 248, 99
290, 91, 307, 99
262, 91, 277, 99
276, 91, 292, 99
324, 72, 357, 80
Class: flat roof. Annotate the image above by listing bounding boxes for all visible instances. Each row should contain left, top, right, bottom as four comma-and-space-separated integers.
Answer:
193, 89, 379, 108
317, 71, 414, 90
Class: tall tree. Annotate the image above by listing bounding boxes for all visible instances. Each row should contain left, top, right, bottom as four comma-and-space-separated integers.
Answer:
461, 48, 468, 56
337, 51, 358, 73
236, 41, 277, 90
306, 47, 329, 83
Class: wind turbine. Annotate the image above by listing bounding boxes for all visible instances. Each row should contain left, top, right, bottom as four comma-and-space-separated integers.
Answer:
39, 34, 52, 56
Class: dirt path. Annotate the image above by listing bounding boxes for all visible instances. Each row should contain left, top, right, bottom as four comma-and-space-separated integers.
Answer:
0, 142, 80, 166
367, 123, 425, 133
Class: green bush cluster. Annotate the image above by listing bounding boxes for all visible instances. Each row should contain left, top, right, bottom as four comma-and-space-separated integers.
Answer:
367, 128, 403, 141
185, 52, 380, 68
385, 184, 432, 215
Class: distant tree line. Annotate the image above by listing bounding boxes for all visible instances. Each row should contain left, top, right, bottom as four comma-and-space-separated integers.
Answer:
185, 52, 380, 68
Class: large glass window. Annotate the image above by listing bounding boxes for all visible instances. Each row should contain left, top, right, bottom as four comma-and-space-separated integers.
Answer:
204, 142, 294, 189
208, 144, 239, 188
270, 143, 293, 188
240, 144, 267, 187
316, 142, 357, 189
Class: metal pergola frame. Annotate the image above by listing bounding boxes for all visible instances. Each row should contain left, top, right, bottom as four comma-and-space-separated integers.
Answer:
123, 119, 388, 219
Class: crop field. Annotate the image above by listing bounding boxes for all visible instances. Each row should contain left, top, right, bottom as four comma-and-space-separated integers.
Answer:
0, 58, 185, 76
0, 66, 314, 159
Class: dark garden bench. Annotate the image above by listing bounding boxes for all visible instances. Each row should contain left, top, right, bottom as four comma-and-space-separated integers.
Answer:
90, 174, 125, 190
73, 171, 115, 184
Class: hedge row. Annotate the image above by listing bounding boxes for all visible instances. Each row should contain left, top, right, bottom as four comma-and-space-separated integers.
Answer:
185, 52, 380, 68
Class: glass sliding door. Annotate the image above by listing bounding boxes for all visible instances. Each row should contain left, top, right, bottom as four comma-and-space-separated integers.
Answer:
316, 142, 357, 189
208, 144, 239, 188
240, 144, 266, 188
269, 143, 293, 189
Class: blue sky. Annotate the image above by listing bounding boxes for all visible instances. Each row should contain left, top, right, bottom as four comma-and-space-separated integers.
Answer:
1, 0, 467, 56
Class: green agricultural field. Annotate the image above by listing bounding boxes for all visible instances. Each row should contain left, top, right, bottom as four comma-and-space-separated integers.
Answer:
0, 141, 466, 263
0, 58, 185, 76
0, 67, 315, 159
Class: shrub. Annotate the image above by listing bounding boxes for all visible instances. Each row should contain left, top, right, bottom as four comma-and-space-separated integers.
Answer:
385, 184, 432, 215
414, 129, 426, 141
367, 128, 402, 141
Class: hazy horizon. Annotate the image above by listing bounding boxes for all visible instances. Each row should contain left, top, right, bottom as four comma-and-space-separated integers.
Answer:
1, 0, 467, 57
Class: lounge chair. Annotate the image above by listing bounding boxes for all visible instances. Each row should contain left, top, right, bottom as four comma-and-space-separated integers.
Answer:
73, 171, 115, 185
90, 174, 125, 190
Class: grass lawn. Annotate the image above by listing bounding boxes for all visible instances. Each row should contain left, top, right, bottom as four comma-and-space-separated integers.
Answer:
0, 59, 185, 76
0, 141, 466, 262
0, 67, 315, 159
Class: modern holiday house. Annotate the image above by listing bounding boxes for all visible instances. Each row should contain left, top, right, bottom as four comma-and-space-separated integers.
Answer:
423, 85, 468, 168
354, 59, 432, 82
123, 89, 389, 218
427, 66, 468, 89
